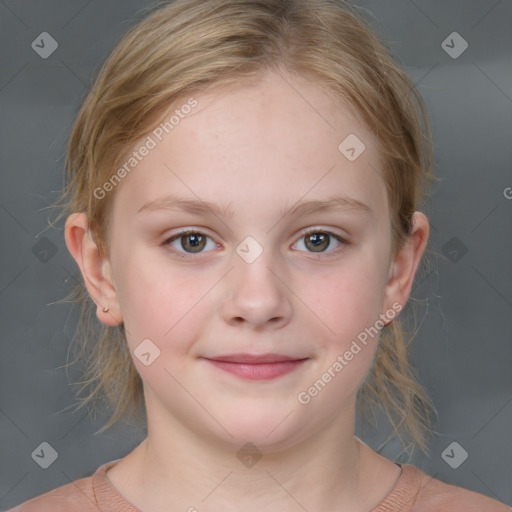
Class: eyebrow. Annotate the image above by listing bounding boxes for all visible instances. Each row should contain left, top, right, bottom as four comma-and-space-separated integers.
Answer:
136, 194, 371, 218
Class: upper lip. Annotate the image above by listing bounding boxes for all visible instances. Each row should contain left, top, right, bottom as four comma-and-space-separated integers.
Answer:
203, 353, 308, 364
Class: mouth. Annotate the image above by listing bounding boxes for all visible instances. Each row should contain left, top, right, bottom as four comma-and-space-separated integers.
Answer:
201, 353, 310, 380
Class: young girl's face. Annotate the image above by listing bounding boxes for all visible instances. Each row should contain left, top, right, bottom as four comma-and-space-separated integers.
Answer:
100, 70, 413, 449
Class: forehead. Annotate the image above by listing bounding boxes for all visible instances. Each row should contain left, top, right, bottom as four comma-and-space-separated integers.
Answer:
111, 70, 387, 222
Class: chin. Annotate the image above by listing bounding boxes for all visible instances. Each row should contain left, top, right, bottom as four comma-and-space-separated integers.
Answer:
206, 408, 308, 454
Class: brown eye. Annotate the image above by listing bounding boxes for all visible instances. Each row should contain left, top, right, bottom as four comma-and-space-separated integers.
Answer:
293, 229, 346, 256
304, 232, 330, 252
180, 232, 206, 253
165, 230, 216, 255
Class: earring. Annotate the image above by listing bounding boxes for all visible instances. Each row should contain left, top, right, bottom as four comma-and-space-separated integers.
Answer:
102, 306, 110, 313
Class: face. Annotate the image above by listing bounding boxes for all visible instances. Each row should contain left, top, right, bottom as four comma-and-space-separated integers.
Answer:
97, 71, 401, 450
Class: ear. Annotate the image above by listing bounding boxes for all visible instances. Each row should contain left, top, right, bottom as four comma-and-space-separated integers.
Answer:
64, 212, 122, 326
383, 211, 429, 319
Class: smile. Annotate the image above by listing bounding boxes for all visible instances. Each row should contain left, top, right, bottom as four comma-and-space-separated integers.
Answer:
201, 353, 310, 380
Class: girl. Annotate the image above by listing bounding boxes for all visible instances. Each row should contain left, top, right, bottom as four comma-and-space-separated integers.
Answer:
9, 0, 511, 510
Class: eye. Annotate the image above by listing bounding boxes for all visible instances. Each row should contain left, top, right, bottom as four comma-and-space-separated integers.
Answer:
292, 228, 346, 256
164, 229, 218, 256
163, 228, 348, 258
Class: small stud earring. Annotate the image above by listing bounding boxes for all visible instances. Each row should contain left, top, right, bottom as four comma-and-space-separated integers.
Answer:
102, 306, 109, 313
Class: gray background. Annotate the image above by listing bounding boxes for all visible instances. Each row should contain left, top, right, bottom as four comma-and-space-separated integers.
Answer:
1, 0, 511, 509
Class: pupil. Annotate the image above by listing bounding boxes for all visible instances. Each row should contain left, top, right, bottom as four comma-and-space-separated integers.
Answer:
189, 234, 201, 246
181, 233, 205, 252
307, 232, 328, 252
311, 234, 323, 246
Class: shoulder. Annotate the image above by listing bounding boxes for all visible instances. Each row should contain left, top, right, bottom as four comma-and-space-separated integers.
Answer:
4, 459, 121, 512
5, 476, 95, 512
403, 464, 511, 512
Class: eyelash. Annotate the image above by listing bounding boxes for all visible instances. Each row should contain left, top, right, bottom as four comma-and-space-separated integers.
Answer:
162, 228, 348, 259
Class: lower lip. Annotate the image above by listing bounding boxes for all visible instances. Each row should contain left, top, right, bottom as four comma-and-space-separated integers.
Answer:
204, 359, 308, 380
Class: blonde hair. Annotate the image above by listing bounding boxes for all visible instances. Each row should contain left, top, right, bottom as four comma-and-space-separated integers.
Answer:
55, 0, 437, 453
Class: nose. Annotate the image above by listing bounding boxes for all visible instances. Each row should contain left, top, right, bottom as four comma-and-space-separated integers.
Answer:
221, 254, 293, 330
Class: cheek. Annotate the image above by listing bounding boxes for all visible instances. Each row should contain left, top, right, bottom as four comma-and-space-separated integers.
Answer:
114, 252, 218, 361
302, 254, 389, 343
297, 266, 385, 416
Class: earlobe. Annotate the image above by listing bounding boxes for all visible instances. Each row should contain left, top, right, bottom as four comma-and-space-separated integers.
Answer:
64, 213, 122, 326
383, 212, 429, 315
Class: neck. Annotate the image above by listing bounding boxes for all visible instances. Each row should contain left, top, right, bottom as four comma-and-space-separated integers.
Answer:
107, 392, 396, 512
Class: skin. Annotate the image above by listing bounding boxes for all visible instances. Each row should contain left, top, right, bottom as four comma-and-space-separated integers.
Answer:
65, 69, 429, 512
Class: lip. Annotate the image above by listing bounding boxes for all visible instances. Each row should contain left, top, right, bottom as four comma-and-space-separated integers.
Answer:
206, 353, 305, 364
202, 353, 309, 380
